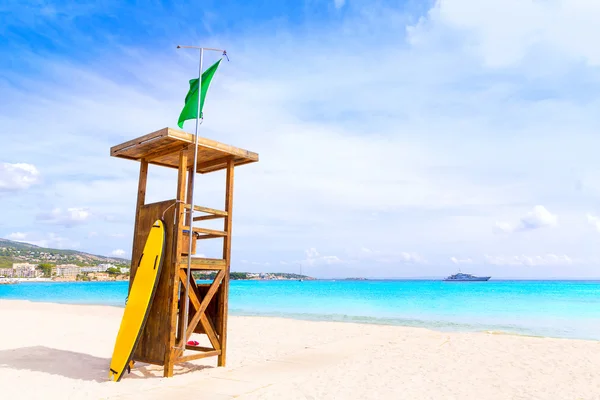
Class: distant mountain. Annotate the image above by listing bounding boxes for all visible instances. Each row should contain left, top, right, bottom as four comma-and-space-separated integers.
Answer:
0, 238, 130, 268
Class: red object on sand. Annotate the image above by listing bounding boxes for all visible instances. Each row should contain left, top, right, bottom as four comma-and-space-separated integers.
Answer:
187, 340, 199, 346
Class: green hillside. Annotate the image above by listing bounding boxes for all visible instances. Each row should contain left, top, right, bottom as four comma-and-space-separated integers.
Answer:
0, 238, 131, 268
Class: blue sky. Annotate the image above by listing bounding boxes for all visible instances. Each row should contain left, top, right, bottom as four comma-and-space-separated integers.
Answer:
2, 0, 600, 278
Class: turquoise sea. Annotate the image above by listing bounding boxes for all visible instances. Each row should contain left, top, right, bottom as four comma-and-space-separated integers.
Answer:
1, 280, 599, 340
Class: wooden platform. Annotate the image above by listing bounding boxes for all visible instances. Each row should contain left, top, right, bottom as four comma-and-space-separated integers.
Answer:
110, 127, 259, 173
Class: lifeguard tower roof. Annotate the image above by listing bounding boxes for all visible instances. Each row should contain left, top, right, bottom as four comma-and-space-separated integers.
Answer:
110, 127, 259, 173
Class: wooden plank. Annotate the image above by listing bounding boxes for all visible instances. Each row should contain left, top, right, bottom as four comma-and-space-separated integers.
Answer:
193, 214, 225, 222
164, 149, 188, 378
200, 158, 255, 174
128, 159, 148, 290
185, 166, 194, 227
184, 271, 224, 344
183, 204, 228, 217
130, 355, 164, 366
167, 128, 259, 160
195, 234, 223, 240
185, 344, 215, 352
178, 258, 226, 269
186, 257, 226, 266
177, 268, 202, 359
175, 152, 189, 355
115, 152, 256, 173
178, 269, 201, 309
194, 155, 234, 172
199, 313, 221, 351
218, 158, 235, 366
131, 199, 177, 367
177, 350, 221, 363
190, 284, 221, 338
154, 148, 212, 167
111, 127, 259, 174
110, 128, 168, 156
185, 270, 225, 340
112, 156, 179, 171
182, 226, 227, 237
178, 263, 225, 271
146, 143, 189, 162
179, 271, 222, 355
182, 167, 196, 256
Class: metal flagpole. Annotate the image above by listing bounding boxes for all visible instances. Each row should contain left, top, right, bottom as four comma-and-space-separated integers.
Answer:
175, 44, 227, 351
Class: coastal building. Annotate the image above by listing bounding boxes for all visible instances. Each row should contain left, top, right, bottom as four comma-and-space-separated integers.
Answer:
55, 264, 81, 277
11, 263, 39, 278
89, 272, 110, 280
13, 263, 37, 269
81, 264, 112, 273
0, 268, 14, 277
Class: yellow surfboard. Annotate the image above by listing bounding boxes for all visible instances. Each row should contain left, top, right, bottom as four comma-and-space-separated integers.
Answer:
109, 219, 166, 382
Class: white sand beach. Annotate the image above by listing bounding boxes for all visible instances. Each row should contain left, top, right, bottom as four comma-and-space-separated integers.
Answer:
0, 300, 599, 400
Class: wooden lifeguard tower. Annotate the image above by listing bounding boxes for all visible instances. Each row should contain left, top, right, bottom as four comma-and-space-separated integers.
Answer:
110, 127, 258, 377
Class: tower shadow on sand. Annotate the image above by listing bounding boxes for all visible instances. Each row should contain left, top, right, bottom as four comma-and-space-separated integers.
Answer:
0, 346, 212, 382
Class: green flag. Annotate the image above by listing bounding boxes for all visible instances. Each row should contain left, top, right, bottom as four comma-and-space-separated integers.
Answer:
177, 58, 222, 129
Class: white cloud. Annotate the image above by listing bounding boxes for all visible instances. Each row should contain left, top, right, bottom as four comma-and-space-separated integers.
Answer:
348, 247, 426, 265
305, 248, 319, 259
372, 253, 425, 264
409, 0, 600, 68
485, 253, 574, 267
399, 252, 425, 264
303, 248, 343, 266
0, 162, 40, 191
37, 207, 91, 227
333, 0, 346, 9
450, 256, 473, 265
8, 232, 80, 249
109, 233, 125, 238
111, 249, 125, 257
520, 206, 558, 229
493, 221, 514, 234
240, 260, 272, 266
586, 214, 600, 232
494, 205, 557, 234
7, 232, 27, 240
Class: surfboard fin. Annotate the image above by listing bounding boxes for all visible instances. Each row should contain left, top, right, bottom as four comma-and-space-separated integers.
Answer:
127, 360, 135, 374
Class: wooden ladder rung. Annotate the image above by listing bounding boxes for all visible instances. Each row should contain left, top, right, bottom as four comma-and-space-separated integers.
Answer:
177, 350, 221, 363
193, 214, 224, 222
184, 204, 228, 217
196, 234, 223, 240
183, 226, 227, 237
185, 344, 215, 352
179, 257, 226, 270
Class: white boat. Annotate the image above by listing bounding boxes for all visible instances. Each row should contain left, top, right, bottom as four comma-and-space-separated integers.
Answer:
443, 272, 491, 281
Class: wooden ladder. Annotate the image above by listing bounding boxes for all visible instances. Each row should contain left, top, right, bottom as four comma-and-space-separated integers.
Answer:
165, 153, 235, 375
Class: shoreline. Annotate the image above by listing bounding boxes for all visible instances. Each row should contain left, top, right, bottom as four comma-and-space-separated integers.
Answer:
3, 298, 599, 343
